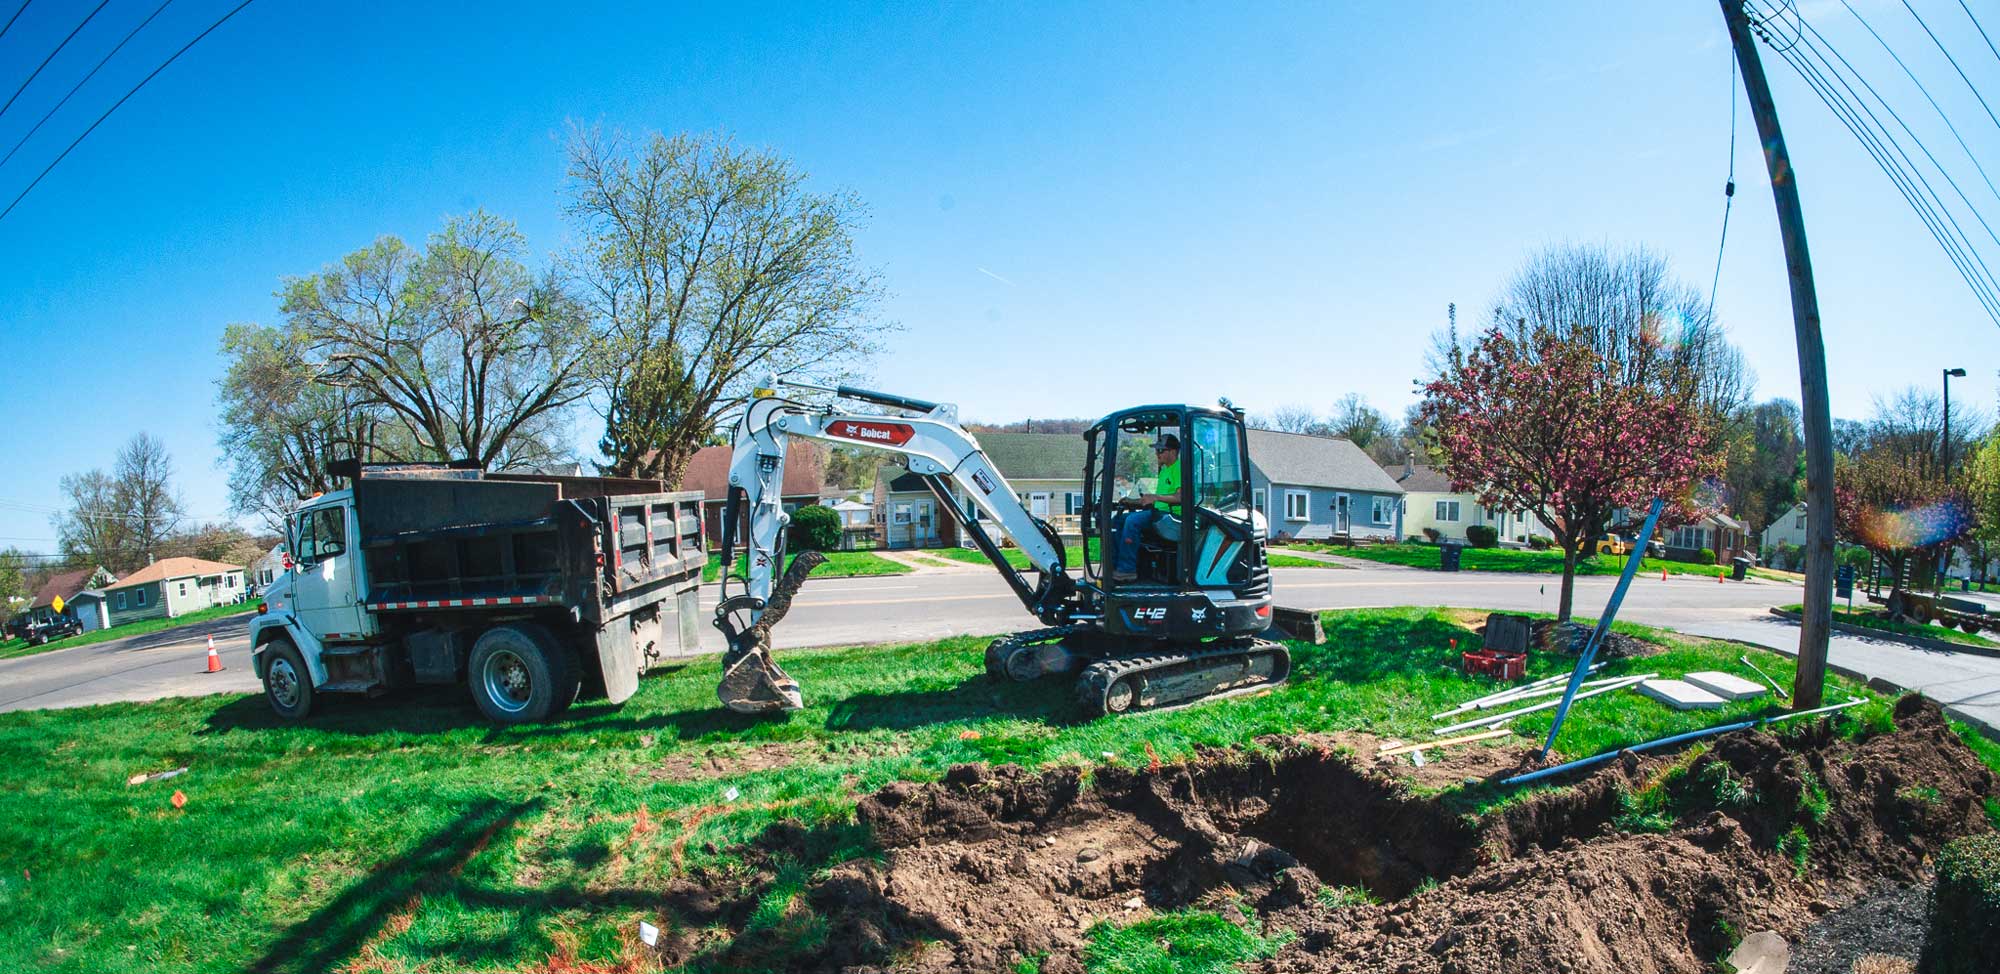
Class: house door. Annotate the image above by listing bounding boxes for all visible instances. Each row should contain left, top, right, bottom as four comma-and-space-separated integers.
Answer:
915, 500, 935, 546
1332, 494, 1351, 534
1030, 492, 1051, 518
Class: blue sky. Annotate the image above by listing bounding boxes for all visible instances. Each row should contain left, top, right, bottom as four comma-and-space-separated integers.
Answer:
0, 0, 1996, 549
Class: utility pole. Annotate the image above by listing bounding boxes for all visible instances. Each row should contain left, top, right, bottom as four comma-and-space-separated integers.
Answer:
1721, 0, 1834, 708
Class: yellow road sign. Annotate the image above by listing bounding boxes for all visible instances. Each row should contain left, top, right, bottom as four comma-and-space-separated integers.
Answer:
51, 595, 63, 614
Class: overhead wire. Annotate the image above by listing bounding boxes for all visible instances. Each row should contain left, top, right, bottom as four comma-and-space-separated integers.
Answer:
1960, 0, 2000, 68
0, 0, 175, 171
1840, 0, 2000, 208
1749, 0, 2000, 325
0, 0, 258, 224
1709, 47, 1739, 316
0, 0, 110, 121
0, 1, 30, 45
1898, 0, 2000, 133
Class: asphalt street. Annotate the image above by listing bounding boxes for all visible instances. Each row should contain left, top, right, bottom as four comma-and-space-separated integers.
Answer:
3, 560, 1995, 732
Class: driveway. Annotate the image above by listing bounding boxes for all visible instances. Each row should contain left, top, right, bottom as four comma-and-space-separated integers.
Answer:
5, 565, 1996, 734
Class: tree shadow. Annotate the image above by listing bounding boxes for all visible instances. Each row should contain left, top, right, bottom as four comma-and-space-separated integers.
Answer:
826, 673, 1079, 731
1291, 612, 1473, 684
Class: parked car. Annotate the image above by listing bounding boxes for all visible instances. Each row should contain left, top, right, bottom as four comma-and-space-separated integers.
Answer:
25, 617, 83, 646
1590, 533, 1665, 560
4, 615, 30, 641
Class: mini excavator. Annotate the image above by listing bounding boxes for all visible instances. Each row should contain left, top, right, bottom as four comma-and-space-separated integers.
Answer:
712, 377, 1288, 717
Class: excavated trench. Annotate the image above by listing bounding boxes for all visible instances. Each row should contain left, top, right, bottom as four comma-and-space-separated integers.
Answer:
666, 696, 1996, 974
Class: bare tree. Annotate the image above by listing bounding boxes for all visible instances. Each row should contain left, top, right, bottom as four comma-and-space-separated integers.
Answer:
54, 470, 127, 570
278, 211, 591, 471
113, 433, 184, 566
564, 128, 887, 485
1247, 404, 1323, 435
1329, 394, 1389, 449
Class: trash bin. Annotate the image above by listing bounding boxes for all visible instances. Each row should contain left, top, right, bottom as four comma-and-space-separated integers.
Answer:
1439, 542, 1463, 572
1730, 555, 1750, 581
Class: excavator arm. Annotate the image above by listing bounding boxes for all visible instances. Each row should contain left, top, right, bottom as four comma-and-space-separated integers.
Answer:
712, 378, 1088, 713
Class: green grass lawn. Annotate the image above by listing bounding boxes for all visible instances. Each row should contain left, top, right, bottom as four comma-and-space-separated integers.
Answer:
0, 606, 1946, 973
0, 602, 258, 662
1297, 542, 1797, 582
930, 545, 1088, 570
702, 550, 911, 583
1778, 602, 2000, 649
1266, 553, 1349, 569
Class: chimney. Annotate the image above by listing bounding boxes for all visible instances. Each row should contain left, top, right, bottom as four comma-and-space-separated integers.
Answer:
1403, 454, 1413, 480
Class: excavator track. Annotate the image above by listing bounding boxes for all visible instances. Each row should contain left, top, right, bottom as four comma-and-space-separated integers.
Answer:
984, 624, 1091, 682
1074, 637, 1290, 718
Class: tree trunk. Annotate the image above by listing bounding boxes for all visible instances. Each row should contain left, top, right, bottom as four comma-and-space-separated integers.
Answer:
1557, 546, 1578, 622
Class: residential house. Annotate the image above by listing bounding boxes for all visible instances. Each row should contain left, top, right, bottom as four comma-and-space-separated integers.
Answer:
28, 566, 116, 630
675, 442, 829, 546
1761, 502, 1809, 553
251, 543, 289, 589
874, 433, 1090, 549
103, 557, 247, 626
1664, 512, 1752, 564
828, 499, 875, 550
1247, 429, 1405, 541
1384, 459, 1556, 545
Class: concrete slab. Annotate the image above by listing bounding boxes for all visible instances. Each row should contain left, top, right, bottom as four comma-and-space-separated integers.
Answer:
1638, 678, 1729, 711
1683, 670, 1767, 701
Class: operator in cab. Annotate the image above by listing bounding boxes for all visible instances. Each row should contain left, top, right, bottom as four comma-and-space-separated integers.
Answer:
1110, 434, 1181, 583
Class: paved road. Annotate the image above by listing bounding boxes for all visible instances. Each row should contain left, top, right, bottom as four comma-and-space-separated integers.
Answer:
5, 561, 1996, 733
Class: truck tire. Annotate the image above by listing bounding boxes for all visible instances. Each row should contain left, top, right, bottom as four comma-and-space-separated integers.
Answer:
261, 638, 315, 720
468, 623, 576, 724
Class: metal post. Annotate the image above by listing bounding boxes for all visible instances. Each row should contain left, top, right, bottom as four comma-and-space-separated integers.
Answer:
1722, 0, 1833, 709
1537, 498, 1664, 758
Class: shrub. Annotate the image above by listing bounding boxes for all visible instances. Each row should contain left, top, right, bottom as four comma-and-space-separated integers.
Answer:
1699, 547, 1717, 566
1466, 525, 1499, 548
1421, 527, 1441, 543
1527, 534, 1553, 550
1921, 833, 2000, 974
788, 504, 843, 552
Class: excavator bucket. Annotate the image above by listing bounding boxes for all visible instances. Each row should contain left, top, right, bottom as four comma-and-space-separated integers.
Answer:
717, 551, 825, 714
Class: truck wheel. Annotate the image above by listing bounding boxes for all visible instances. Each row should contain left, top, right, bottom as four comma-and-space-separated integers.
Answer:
262, 639, 315, 720
468, 623, 576, 725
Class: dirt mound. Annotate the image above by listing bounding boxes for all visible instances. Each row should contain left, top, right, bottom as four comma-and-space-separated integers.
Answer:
1531, 618, 1657, 658
682, 696, 1994, 974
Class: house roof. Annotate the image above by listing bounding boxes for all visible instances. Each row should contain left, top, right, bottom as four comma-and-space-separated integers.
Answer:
1708, 511, 1747, 531
1384, 461, 1457, 494
104, 557, 242, 590
1248, 429, 1405, 495
676, 442, 826, 501
976, 433, 1088, 482
30, 568, 99, 610
830, 499, 871, 512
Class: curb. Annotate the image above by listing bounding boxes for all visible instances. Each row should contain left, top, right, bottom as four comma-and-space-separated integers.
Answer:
1760, 609, 2000, 745
1767, 608, 2000, 661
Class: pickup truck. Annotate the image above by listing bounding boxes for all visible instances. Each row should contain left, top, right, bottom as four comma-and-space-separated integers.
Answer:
249, 463, 705, 724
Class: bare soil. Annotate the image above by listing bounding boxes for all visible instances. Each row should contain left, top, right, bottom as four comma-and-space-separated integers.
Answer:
664, 696, 1995, 973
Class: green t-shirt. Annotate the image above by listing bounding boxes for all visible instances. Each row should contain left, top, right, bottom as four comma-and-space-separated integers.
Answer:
1154, 459, 1181, 514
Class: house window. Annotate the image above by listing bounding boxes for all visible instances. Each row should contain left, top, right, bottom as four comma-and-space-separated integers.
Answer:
1670, 525, 1709, 550
116, 592, 127, 610
1795, 514, 1805, 529
178, 582, 187, 598
1252, 488, 1266, 514
1371, 497, 1392, 525
892, 503, 912, 525
1284, 490, 1309, 521
227, 575, 236, 588
135, 588, 147, 607
1064, 492, 1084, 515
1435, 500, 1461, 522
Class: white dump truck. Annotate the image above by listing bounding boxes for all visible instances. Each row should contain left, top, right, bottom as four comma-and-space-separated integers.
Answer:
248, 462, 704, 724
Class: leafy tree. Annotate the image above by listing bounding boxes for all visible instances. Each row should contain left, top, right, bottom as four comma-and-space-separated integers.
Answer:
1721, 399, 1804, 534
788, 504, 843, 552
563, 128, 886, 485
0, 547, 31, 607
1833, 392, 1980, 599
1421, 244, 1736, 621
279, 211, 590, 471
53, 470, 126, 572
1965, 435, 2000, 584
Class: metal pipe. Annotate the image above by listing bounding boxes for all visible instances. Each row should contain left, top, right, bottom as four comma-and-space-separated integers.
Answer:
1538, 498, 1666, 757
1501, 697, 1866, 786
1430, 665, 1603, 720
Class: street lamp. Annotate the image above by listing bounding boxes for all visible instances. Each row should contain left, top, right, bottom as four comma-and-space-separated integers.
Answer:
1942, 367, 1967, 585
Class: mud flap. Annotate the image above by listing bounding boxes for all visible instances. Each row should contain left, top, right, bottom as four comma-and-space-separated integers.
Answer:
596, 619, 640, 704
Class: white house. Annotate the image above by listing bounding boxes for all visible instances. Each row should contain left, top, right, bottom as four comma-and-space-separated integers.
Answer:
1761, 502, 1809, 553
1386, 460, 1554, 545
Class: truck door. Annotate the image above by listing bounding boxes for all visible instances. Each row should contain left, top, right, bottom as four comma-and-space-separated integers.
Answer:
291, 504, 370, 641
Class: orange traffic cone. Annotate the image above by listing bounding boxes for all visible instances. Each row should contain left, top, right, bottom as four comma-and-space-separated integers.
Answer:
204, 635, 223, 673
1661, 566, 1668, 582
1717, 570, 1725, 585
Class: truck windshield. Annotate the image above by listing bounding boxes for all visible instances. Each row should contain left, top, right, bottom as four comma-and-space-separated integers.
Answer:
1190, 415, 1247, 516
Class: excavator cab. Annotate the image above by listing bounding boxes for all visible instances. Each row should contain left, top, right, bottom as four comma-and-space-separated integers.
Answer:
1081, 405, 1274, 644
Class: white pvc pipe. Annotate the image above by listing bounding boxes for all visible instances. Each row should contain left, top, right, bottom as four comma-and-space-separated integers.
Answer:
1433, 674, 1656, 736
1430, 664, 1605, 720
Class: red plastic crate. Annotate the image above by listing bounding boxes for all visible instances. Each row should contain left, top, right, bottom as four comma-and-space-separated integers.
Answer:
1461, 650, 1526, 681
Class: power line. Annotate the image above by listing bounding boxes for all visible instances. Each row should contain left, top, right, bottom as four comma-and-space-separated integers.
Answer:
0, 0, 257, 224
1709, 47, 1739, 316
1955, 0, 2000, 69
0, 0, 110, 122
0, 1, 30, 45
0, 0, 175, 171
1840, 0, 2000, 209
1899, 0, 2000, 133
1754, 5, 2000, 323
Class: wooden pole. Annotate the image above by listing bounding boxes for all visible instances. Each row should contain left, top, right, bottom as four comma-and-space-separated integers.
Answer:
1721, 0, 1833, 709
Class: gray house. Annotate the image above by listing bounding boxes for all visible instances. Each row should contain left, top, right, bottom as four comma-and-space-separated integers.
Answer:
1246, 430, 1405, 541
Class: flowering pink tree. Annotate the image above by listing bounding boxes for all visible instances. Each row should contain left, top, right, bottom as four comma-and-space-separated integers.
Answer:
1421, 327, 1721, 621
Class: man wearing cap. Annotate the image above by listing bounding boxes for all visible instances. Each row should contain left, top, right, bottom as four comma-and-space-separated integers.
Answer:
1110, 434, 1181, 583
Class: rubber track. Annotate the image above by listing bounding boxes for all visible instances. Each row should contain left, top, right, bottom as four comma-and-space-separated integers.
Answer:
1075, 637, 1290, 717
984, 624, 1090, 681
